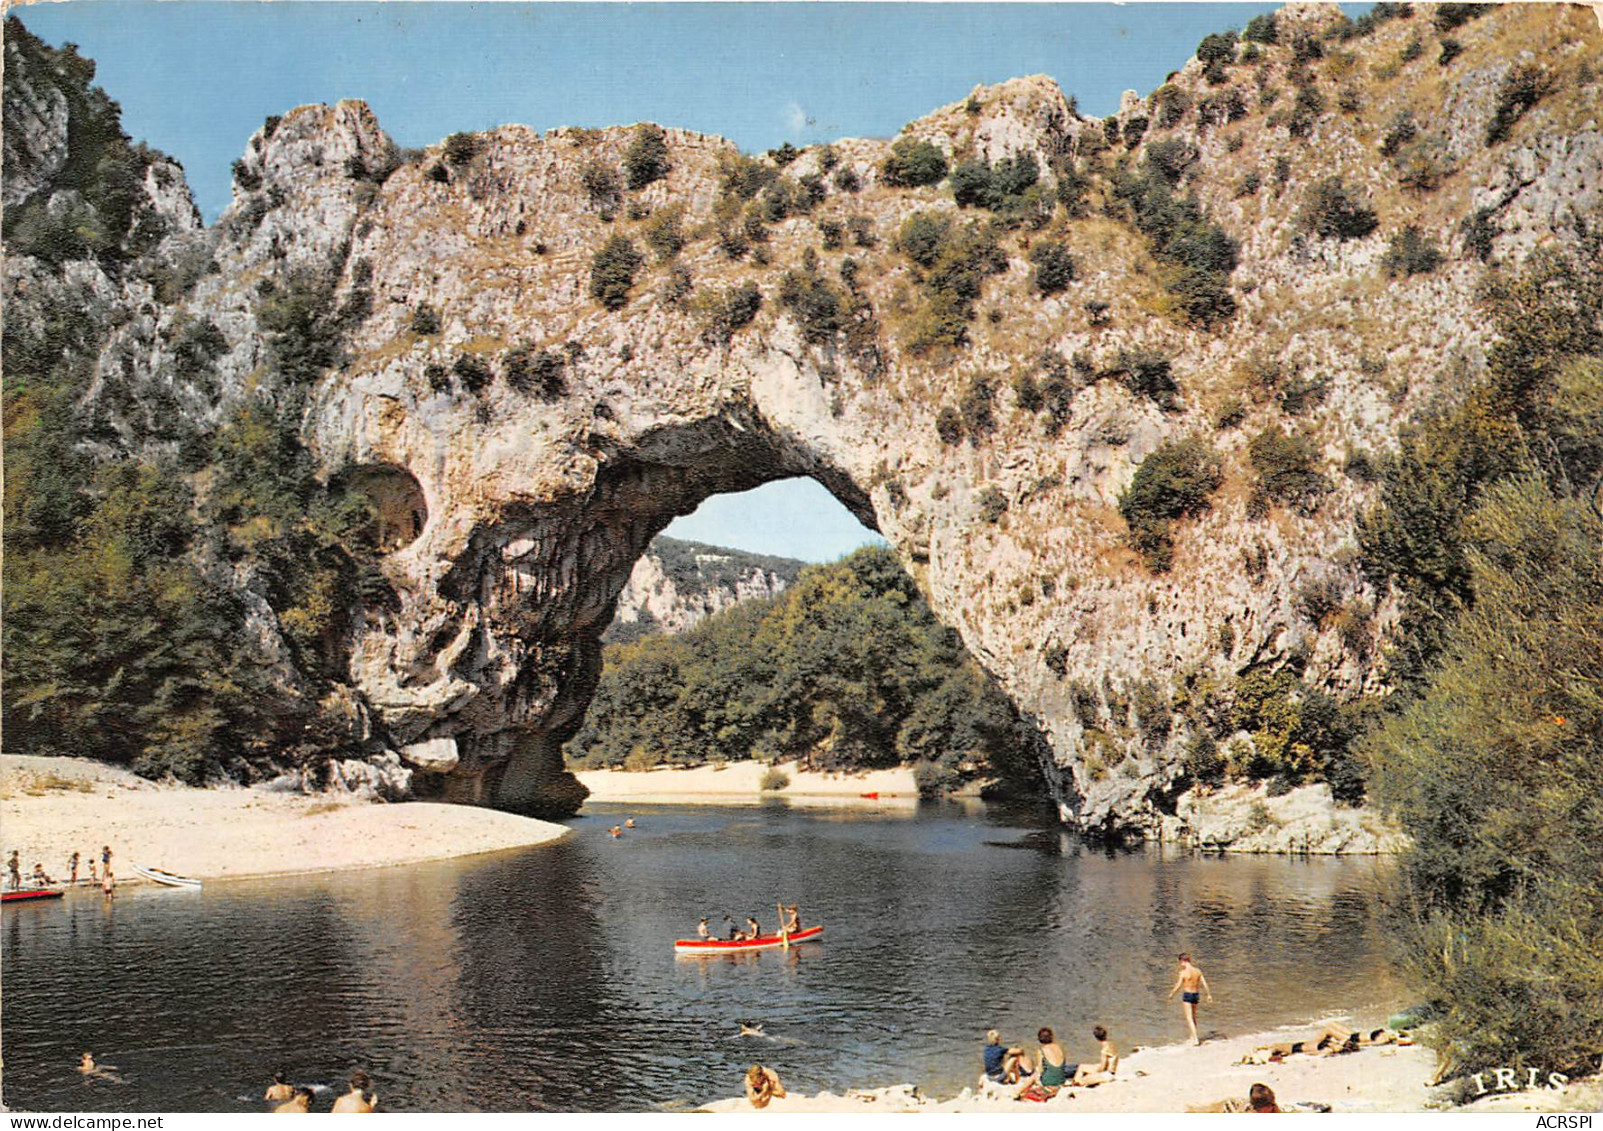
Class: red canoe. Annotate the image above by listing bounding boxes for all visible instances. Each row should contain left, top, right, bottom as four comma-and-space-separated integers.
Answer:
860, 792, 880, 800
3, 889, 64, 904
674, 925, 824, 954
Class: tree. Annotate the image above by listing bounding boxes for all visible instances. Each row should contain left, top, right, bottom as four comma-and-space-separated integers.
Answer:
1119, 438, 1224, 571
1367, 478, 1603, 1077
1029, 242, 1076, 294
589, 236, 644, 311
880, 137, 948, 187
624, 123, 671, 188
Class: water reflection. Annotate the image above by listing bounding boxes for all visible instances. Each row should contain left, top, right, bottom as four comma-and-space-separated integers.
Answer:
1, 802, 1403, 1112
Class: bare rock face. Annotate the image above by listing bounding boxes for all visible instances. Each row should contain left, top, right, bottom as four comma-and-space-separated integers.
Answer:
70, 4, 1603, 829
605, 536, 803, 643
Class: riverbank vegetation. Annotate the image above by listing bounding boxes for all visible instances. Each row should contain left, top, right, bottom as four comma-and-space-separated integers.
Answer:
1362, 231, 1603, 1078
567, 547, 1047, 799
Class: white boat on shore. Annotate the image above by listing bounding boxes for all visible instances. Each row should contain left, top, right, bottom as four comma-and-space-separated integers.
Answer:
132, 865, 202, 890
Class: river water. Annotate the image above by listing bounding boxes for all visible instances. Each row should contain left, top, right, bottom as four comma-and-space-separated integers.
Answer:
2, 800, 1404, 1112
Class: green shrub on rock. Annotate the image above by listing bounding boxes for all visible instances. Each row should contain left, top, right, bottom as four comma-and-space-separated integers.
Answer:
1119, 437, 1224, 571
880, 137, 949, 187
589, 235, 644, 311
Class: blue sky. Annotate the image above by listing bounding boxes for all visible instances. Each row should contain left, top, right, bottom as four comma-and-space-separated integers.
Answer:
18, 1, 1297, 561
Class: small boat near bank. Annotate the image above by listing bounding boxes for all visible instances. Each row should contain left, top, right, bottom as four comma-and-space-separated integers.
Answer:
2, 888, 64, 904
673, 925, 824, 955
132, 865, 202, 890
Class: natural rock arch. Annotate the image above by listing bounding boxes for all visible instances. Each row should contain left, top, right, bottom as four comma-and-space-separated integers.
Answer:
89, 2, 1603, 832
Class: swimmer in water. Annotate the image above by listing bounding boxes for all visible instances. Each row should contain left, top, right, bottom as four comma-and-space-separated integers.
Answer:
739, 1021, 766, 1037
274, 1086, 315, 1113
625, 818, 636, 828
79, 1052, 123, 1083
265, 1069, 294, 1103
331, 1070, 378, 1112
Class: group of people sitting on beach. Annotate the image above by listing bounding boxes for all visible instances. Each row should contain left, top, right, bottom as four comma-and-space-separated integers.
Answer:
698, 905, 801, 942
983, 1024, 1119, 1101
264, 1068, 378, 1113
9, 846, 117, 893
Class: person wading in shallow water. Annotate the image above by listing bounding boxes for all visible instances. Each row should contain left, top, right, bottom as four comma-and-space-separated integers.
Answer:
332, 1070, 378, 1112
1168, 953, 1214, 1046
264, 1069, 294, 1103
274, 1086, 314, 1113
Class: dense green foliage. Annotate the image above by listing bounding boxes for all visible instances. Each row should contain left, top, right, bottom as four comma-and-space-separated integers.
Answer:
1368, 480, 1602, 1076
1110, 155, 1239, 327
624, 123, 671, 188
1028, 241, 1076, 294
2, 17, 170, 268
1380, 225, 1444, 278
1357, 226, 1603, 1075
893, 212, 1007, 351
568, 547, 1044, 795
948, 152, 1047, 224
1298, 177, 1379, 240
589, 235, 644, 310
879, 137, 948, 188
1119, 438, 1223, 571
2, 20, 389, 783
1247, 426, 1329, 517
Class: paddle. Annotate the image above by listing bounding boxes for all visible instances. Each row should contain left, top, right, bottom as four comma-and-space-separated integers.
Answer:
777, 901, 788, 950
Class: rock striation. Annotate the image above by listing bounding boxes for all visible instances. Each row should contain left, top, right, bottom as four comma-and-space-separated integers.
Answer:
7, 4, 1601, 834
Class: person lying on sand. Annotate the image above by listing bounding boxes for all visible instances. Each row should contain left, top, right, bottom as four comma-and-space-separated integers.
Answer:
982, 1030, 1033, 1085
1186, 1083, 1279, 1113
1240, 1025, 1408, 1064
331, 1070, 378, 1112
264, 1069, 295, 1103
274, 1086, 315, 1113
745, 1064, 785, 1109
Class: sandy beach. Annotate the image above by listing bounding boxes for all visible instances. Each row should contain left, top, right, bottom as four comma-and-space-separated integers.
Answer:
702, 1022, 1448, 1113
0, 755, 569, 885
577, 760, 920, 808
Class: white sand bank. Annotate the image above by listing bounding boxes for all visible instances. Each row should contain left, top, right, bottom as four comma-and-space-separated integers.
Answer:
702, 1021, 1446, 1113
576, 760, 919, 808
1, 755, 568, 885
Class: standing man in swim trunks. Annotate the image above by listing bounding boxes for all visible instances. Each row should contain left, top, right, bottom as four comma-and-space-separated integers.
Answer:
1168, 953, 1213, 1045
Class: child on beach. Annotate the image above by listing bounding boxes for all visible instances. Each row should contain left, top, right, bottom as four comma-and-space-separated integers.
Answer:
1168, 953, 1213, 1045
8, 851, 21, 889
982, 1030, 1033, 1085
745, 1064, 786, 1108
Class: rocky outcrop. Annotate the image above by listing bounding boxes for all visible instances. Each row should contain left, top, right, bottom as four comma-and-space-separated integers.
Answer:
604, 536, 803, 643
17, 5, 1603, 830
1160, 782, 1405, 855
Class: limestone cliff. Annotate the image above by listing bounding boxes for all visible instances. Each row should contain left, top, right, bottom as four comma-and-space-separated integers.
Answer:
603, 536, 803, 644
8, 4, 1602, 833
